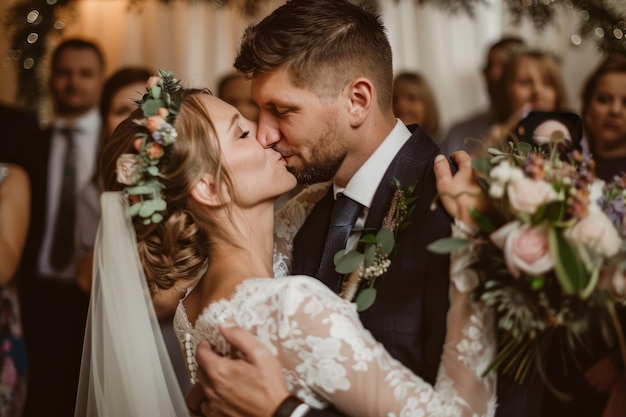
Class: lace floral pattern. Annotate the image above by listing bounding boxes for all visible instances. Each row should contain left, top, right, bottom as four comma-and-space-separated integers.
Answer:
173, 222, 497, 417
272, 183, 330, 277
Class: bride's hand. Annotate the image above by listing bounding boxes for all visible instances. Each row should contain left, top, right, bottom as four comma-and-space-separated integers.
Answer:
433, 151, 487, 226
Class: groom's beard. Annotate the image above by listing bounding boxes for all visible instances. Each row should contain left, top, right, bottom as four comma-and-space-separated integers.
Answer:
284, 119, 347, 185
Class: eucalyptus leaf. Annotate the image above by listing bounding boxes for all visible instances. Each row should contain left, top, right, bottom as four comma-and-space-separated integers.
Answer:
150, 86, 162, 100
487, 147, 504, 155
549, 228, 589, 295
333, 249, 348, 266
141, 98, 165, 116
335, 250, 364, 274
146, 165, 160, 176
364, 244, 376, 267
149, 198, 167, 211
356, 288, 377, 312
139, 203, 156, 218
151, 213, 163, 223
471, 157, 492, 177
427, 237, 469, 254
359, 234, 378, 244
376, 227, 395, 254
125, 185, 155, 195
129, 202, 142, 216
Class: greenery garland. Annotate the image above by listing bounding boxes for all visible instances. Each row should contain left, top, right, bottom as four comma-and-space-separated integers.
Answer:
4, 0, 626, 113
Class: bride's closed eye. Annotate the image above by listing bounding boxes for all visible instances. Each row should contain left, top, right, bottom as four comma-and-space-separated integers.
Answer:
240, 130, 250, 139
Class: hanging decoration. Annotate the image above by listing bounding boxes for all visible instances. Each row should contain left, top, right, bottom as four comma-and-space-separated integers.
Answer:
4, 0, 626, 113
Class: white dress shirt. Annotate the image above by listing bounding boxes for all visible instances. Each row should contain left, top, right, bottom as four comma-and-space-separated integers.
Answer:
333, 119, 411, 251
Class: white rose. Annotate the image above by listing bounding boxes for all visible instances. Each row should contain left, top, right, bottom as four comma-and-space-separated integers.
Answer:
116, 154, 140, 185
587, 179, 606, 214
507, 177, 558, 215
566, 211, 622, 257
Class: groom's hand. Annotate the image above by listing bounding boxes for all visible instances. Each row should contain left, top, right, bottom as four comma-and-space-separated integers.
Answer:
433, 151, 487, 226
189, 325, 290, 417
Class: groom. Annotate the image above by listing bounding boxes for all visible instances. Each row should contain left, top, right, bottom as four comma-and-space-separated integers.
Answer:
189, 0, 534, 416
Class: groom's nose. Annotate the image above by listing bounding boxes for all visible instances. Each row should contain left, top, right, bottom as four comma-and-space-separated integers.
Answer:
256, 112, 281, 148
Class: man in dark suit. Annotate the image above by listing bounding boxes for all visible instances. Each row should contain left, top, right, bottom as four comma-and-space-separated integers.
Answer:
18, 38, 104, 417
187, 1, 540, 416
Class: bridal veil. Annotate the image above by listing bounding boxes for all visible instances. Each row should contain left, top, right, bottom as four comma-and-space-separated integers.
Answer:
75, 192, 188, 416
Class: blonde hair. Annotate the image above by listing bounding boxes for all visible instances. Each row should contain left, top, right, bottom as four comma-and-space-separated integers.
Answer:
99, 89, 236, 294
495, 49, 568, 122
392, 72, 440, 137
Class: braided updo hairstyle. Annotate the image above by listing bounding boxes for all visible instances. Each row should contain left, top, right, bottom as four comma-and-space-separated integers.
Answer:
99, 88, 236, 295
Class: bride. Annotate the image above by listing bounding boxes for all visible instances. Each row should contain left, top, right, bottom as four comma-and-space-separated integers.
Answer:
75, 72, 496, 417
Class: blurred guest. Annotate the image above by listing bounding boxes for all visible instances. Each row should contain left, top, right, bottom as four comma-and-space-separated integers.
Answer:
581, 54, 626, 180
392, 71, 441, 141
0, 163, 30, 417
217, 72, 259, 122
484, 48, 569, 153
442, 36, 525, 155
18, 38, 104, 417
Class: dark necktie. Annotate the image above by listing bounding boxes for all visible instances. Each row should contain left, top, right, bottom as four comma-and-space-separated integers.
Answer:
316, 194, 364, 292
50, 127, 77, 272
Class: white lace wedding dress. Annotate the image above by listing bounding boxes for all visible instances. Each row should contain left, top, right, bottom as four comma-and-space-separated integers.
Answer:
173, 184, 497, 417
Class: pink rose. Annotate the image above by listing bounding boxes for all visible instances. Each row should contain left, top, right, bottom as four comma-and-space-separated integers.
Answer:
146, 76, 160, 88
116, 154, 140, 185
566, 211, 622, 257
133, 138, 143, 152
491, 221, 553, 278
146, 115, 166, 133
157, 107, 169, 118
146, 143, 164, 160
507, 178, 557, 215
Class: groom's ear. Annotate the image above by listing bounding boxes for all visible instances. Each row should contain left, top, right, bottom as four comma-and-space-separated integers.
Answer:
345, 77, 373, 128
191, 173, 230, 207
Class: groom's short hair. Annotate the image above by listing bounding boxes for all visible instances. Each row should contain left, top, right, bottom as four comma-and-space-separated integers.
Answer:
234, 0, 393, 111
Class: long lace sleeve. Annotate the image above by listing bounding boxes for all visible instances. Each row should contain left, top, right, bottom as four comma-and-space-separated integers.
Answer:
273, 183, 330, 277
268, 221, 496, 417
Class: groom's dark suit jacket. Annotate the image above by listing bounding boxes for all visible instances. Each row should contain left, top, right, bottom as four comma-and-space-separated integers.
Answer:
292, 124, 452, 391
292, 125, 542, 417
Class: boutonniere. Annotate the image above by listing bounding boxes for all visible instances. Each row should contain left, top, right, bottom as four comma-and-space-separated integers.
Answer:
334, 179, 418, 311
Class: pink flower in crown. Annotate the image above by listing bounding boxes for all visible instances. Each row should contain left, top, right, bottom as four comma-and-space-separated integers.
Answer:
133, 138, 143, 152
146, 142, 164, 160
146, 115, 166, 134
116, 154, 141, 185
507, 177, 558, 215
491, 221, 553, 278
157, 107, 169, 118
147, 76, 161, 88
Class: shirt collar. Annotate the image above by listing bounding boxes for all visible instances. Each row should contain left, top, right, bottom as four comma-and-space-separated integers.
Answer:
334, 119, 411, 207
54, 108, 100, 133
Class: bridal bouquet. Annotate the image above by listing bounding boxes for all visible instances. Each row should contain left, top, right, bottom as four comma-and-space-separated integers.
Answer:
430, 119, 626, 388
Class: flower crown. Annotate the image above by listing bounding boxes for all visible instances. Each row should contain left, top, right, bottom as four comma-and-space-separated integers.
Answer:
116, 69, 182, 224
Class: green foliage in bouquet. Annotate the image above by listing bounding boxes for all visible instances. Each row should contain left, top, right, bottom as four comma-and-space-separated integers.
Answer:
429, 131, 626, 393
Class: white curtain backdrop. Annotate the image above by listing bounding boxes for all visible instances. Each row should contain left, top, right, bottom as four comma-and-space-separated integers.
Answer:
0, 0, 603, 131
